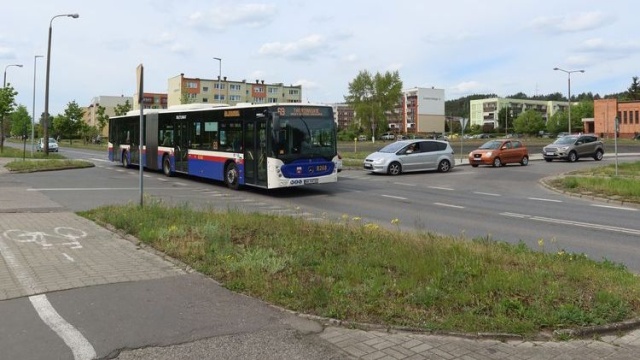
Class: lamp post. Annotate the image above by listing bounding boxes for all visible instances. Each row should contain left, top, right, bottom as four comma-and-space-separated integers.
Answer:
213, 57, 222, 103
2, 64, 23, 151
553, 67, 584, 135
32, 55, 43, 156
43, 13, 79, 154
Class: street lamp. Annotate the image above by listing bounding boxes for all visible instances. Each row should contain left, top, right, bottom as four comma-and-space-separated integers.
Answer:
553, 67, 585, 135
2, 64, 23, 150
43, 13, 79, 154
213, 57, 222, 103
32, 55, 44, 156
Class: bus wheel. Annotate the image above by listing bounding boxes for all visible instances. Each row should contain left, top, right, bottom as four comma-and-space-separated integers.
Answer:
122, 151, 129, 168
162, 155, 173, 177
225, 163, 240, 190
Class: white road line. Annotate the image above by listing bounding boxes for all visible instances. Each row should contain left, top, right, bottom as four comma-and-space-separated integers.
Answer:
500, 212, 640, 236
433, 202, 465, 209
527, 197, 563, 203
474, 191, 501, 197
591, 204, 638, 211
62, 253, 75, 262
89, 158, 110, 163
0, 237, 95, 360
393, 182, 417, 186
30, 295, 96, 360
174, 182, 188, 186
429, 186, 455, 191
381, 194, 408, 200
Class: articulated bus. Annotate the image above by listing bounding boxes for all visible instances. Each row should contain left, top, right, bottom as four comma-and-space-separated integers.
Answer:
108, 103, 339, 190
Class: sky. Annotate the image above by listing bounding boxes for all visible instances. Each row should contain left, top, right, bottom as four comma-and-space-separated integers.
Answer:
2, 0, 639, 117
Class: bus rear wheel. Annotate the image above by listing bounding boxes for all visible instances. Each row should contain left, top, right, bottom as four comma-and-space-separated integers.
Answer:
162, 155, 173, 177
225, 163, 240, 190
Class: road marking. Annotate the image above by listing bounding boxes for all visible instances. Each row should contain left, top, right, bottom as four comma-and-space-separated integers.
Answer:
433, 202, 465, 209
30, 295, 96, 360
89, 158, 110, 163
381, 194, 408, 200
500, 212, 640, 236
527, 197, 563, 203
62, 253, 75, 262
474, 191, 501, 197
591, 204, 638, 211
174, 182, 188, 186
393, 182, 416, 186
429, 186, 455, 191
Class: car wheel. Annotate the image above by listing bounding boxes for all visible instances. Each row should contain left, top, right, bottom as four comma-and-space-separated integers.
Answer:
520, 156, 529, 166
593, 149, 604, 161
438, 160, 451, 173
122, 151, 129, 168
225, 162, 240, 190
471, 164, 479, 167
568, 151, 578, 162
162, 155, 173, 177
387, 162, 402, 175
544, 158, 552, 162
492, 157, 502, 167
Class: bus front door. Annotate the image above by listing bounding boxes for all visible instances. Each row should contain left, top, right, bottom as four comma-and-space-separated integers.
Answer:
174, 122, 189, 173
243, 119, 267, 187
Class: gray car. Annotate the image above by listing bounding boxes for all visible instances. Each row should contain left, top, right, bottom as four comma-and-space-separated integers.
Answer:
542, 134, 604, 162
363, 139, 454, 175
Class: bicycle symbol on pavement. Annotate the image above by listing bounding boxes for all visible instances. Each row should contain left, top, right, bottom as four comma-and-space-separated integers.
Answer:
3, 227, 87, 250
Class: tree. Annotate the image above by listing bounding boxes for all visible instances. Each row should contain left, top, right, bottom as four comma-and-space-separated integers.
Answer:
95, 105, 109, 135
497, 106, 514, 132
54, 101, 85, 144
513, 109, 545, 135
10, 105, 31, 138
114, 100, 132, 116
0, 84, 18, 152
547, 111, 567, 135
344, 70, 403, 138
627, 76, 640, 100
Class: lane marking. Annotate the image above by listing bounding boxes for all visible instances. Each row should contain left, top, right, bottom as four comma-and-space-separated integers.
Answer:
591, 204, 638, 212
89, 158, 110, 163
30, 295, 96, 360
474, 191, 501, 197
381, 194, 408, 200
393, 182, 416, 186
429, 186, 455, 191
62, 253, 75, 262
433, 202, 465, 209
528, 197, 563, 203
500, 212, 640, 236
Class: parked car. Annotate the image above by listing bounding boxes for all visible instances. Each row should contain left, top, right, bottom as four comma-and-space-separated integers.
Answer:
542, 134, 604, 162
380, 132, 396, 141
468, 139, 529, 167
363, 139, 454, 175
36, 137, 59, 152
357, 135, 367, 141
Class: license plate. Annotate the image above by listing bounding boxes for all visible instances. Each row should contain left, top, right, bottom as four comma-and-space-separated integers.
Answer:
364, 164, 372, 169
546, 152, 554, 156
304, 179, 318, 184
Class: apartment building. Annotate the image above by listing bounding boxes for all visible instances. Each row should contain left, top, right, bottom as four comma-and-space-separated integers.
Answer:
398, 87, 445, 134
133, 92, 168, 110
332, 103, 355, 130
469, 98, 570, 129
593, 99, 640, 138
167, 74, 302, 107
83, 95, 133, 137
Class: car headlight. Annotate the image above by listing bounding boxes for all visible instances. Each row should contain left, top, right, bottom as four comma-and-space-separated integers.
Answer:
559, 146, 569, 151
485, 151, 492, 157
372, 158, 385, 164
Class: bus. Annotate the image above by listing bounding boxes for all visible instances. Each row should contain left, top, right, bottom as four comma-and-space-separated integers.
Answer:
108, 103, 339, 190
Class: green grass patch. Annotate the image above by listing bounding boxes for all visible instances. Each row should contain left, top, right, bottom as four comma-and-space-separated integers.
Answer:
5, 158, 94, 172
80, 201, 640, 337
0, 146, 65, 159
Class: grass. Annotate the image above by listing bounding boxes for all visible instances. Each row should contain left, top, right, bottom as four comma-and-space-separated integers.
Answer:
80, 201, 640, 337
1, 146, 94, 172
547, 161, 640, 204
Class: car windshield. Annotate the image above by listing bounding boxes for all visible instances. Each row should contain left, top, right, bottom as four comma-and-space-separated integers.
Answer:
553, 136, 577, 145
378, 142, 407, 153
478, 140, 502, 150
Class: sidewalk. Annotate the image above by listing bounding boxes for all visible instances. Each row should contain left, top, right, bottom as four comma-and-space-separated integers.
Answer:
2, 156, 640, 359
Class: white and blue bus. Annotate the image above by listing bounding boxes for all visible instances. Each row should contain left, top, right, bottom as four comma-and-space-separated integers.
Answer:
108, 103, 339, 190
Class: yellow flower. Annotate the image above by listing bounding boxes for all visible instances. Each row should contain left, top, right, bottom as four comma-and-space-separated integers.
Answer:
538, 238, 544, 248
352, 217, 362, 222
391, 218, 400, 225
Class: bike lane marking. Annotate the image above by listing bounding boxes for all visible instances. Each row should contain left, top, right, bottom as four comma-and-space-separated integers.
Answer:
0, 232, 96, 360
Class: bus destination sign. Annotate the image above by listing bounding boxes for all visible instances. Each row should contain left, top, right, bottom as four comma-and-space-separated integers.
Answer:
278, 106, 330, 117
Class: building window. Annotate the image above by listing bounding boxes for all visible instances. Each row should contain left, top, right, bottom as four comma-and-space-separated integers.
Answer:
288, 89, 299, 95
230, 95, 241, 101
214, 83, 226, 90
623, 111, 628, 124
214, 94, 225, 101
203, 98, 208, 103
254, 87, 264, 93
636, 111, 639, 124
268, 87, 278, 94
268, 97, 278, 103
186, 81, 198, 89
230, 84, 241, 91
203, 86, 209, 92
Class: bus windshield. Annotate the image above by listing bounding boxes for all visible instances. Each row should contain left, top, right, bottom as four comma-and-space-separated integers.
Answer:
272, 115, 336, 161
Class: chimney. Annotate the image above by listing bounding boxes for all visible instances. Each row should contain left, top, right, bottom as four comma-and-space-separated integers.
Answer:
256, 79, 259, 84
261, 80, 264, 84
223, 76, 227, 81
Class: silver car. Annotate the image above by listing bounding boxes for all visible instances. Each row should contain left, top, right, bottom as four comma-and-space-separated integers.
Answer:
542, 134, 604, 162
363, 139, 454, 175
36, 137, 59, 152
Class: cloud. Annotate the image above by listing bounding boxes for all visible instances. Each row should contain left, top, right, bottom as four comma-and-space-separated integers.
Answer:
577, 37, 640, 53
189, 3, 277, 30
530, 11, 613, 33
0, 46, 17, 59
293, 79, 318, 89
258, 34, 329, 61
450, 81, 483, 94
